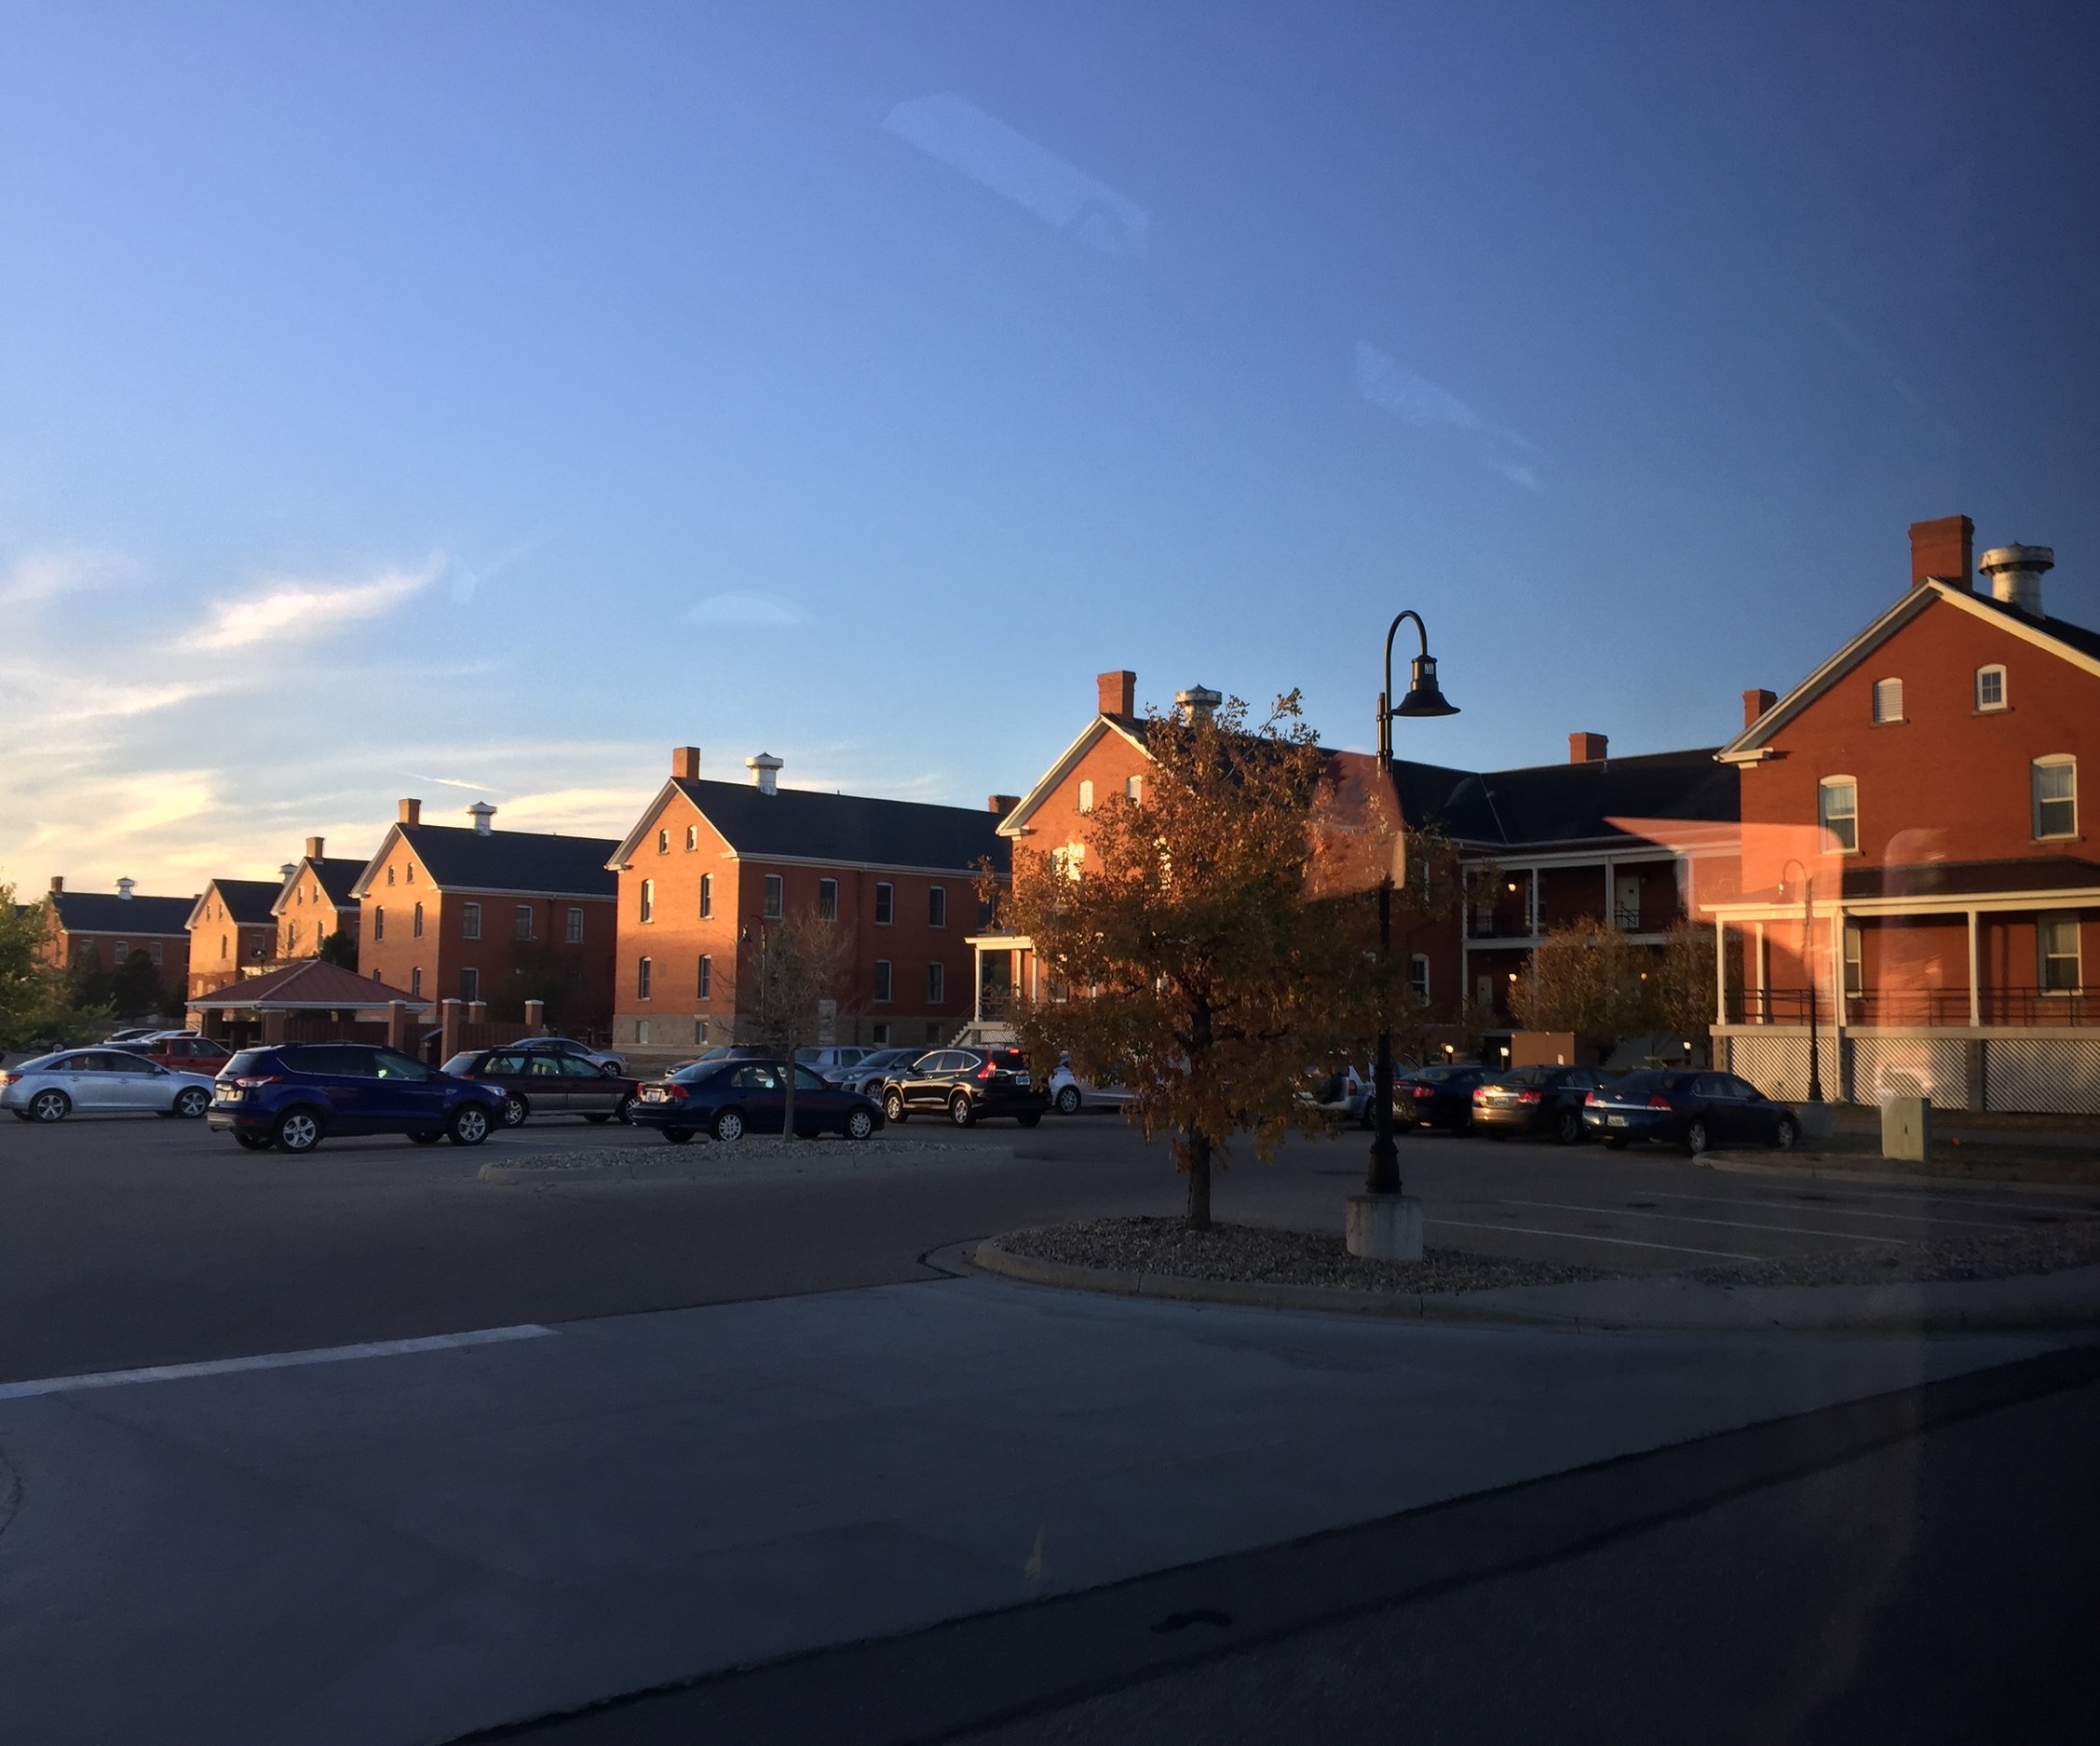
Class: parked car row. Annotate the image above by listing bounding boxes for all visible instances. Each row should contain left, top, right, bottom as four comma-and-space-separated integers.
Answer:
1377, 1062, 1796, 1155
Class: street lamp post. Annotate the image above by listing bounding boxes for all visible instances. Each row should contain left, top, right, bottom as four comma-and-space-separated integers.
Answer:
1367, 610, 1458, 1198
1780, 859, 1823, 1104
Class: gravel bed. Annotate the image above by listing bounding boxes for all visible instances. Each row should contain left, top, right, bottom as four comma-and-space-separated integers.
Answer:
1692, 1220, 2100, 1288
998, 1217, 1619, 1295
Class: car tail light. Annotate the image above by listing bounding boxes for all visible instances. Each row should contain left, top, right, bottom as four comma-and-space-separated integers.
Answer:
1470, 1087, 1486, 1103
1412, 1085, 1433, 1099
664, 1083, 689, 1100
0, 1071, 17, 1088
1517, 1090, 1541, 1105
1583, 1090, 1598, 1105
977, 1060, 998, 1079
235, 1075, 282, 1089
1647, 1093, 1673, 1109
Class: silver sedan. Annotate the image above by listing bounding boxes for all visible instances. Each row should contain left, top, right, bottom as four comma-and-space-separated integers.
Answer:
1, 1049, 220, 1123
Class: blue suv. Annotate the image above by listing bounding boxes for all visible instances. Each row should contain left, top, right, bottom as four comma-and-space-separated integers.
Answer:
208, 1043, 507, 1154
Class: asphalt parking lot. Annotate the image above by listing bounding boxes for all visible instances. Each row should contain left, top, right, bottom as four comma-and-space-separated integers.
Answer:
4, 1105, 2096, 1384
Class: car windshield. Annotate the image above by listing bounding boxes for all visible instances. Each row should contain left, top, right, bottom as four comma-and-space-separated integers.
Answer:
440, 1054, 480, 1075
669, 1062, 733, 1085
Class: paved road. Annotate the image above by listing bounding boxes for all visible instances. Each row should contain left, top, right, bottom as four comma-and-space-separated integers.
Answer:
4, 1109, 2095, 1382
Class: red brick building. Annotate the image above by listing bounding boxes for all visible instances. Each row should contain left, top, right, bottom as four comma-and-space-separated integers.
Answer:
272, 836, 366, 963
1708, 516, 2099, 1111
185, 879, 284, 996
36, 877, 194, 1005
605, 747, 1012, 1057
350, 800, 619, 1029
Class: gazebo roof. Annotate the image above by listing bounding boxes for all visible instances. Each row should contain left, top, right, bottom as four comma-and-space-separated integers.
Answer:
185, 958, 430, 1013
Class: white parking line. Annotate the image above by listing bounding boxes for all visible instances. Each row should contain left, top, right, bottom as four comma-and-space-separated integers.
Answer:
1502, 1199, 1908, 1246
1640, 1191, 2036, 1234
0, 1324, 555, 1401
1428, 1217, 1760, 1263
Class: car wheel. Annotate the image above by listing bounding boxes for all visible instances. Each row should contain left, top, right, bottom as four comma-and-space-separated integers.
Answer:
172, 1087, 211, 1118
502, 1094, 529, 1129
1684, 1118, 1710, 1157
712, 1109, 745, 1143
274, 1108, 323, 1153
948, 1094, 976, 1128
29, 1089, 71, 1122
1771, 1115, 1799, 1151
235, 1132, 274, 1151
407, 1130, 443, 1145
660, 1127, 694, 1144
883, 1090, 907, 1122
1055, 1086, 1081, 1115
616, 1094, 640, 1123
1017, 1112, 1042, 1129
1554, 1109, 1582, 1145
845, 1107, 875, 1141
449, 1103, 492, 1146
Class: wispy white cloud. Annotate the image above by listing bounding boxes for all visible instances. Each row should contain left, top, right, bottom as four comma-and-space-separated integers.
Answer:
183, 558, 441, 653
885, 92, 1150, 258
687, 591, 815, 629
1355, 341, 1542, 491
0, 546, 133, 608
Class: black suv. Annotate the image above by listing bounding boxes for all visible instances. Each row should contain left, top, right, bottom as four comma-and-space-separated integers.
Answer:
881, 1046, 1049, 1128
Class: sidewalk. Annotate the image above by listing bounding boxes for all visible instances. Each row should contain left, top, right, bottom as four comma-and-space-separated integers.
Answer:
0, 1277, 2072, 1746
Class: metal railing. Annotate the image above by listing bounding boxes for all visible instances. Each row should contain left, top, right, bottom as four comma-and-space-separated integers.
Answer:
1733, 988, 2094, 1028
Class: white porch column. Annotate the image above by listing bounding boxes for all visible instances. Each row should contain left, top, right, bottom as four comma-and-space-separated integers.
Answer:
1753, 921, 1767, 1018
1968, 910, 1982, 1027
1713, 918, 1727, 1027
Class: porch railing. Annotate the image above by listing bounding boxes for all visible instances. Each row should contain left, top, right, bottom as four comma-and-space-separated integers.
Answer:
1733, 988, 2094, 1028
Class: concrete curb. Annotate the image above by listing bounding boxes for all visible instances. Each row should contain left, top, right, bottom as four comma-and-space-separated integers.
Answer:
970, 1236, 2100, 1333
1699, 1153, 2100, 1196
480, 1143, 1013, 1185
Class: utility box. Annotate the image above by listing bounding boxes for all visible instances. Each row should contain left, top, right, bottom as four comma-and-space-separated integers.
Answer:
1881, 1096, 1931, 1163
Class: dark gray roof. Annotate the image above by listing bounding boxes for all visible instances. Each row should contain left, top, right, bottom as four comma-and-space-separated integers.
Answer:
1842, 857, 2100, 900
401, 825, 622, 897
1392, 749, 1739, 850
305, 857, 369, 907
207, 879, 285, 926
1964, 592, 2100, 664
672, 778, 1011, 874
48, 891, 196, 935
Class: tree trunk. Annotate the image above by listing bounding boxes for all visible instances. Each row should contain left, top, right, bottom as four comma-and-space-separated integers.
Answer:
781, 1023, 797, 1140
1185, 1128, 1213, 1230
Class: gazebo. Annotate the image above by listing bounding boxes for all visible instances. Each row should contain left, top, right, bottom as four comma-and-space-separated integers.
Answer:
186, 959, 430, 1050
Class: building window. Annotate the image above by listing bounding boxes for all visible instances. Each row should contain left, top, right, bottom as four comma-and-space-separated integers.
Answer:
149, 940, 162, 967
2034, 757, 2078, 839
386, 866, 395, 886
639, 879, 655, 924
413, 901, 424, 939
637, 956, 653, 1000
694, 1019, 708, 1044
873, 959, 893, 1003
763, 874, 783, 919
2040, 917, 2081, 994
460, 967, 480, 1003
1976, 665, 2008, 711
1844, 925, 1863, 996
1871, 677, 1904, 724
1126, 775, 1143, 803
113, 941, 128, 964
874, 882, 894, 925
928, 885, 947, 928
1077, 779, 1094, 814
220, 936, 228, 961
685, 824, 698, 851
698, 873, 713, 919
698, 954, 711, 998
1409, 954, 1430, 1001
515, 904, 534, 941
405, 864, 413, 883
288, 921, 300, 951
818, 878, 838, 922
373, 907, 385, 941
566, 906, 584, 943
411, 967, 423, 997
928, 961, 945, 1003
1819, 778, 1858, 853
657, 829, 670, 854
926, 1022, 941, 1043
462, 902, 481, 940
637, 1019, 651, 1046
871, 1021, 889, 1046
1051, 843, 1086, 879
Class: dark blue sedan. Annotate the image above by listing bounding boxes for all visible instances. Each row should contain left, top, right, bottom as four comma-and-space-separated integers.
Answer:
207, 1043, 507, 1153
1580, 1069, 1800, 1156
1399, 1064, 1488, 1132
628, 1058, 884, 1144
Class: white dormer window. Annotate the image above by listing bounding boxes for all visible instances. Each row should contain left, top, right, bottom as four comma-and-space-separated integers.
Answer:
1976, 665, 2007, 711
1126, 775, 1143, 803
1077, 779, 1094, 815
1871, 678, 1904, 724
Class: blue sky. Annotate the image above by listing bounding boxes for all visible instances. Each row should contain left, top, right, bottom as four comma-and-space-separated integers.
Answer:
4, 1, 2096, 895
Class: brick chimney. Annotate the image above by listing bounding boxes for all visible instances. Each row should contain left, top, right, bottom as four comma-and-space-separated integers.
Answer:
1097, 670, 1136, 717
48, 874, 62, 894
1569, 731, 1608, 764
987, 794, 1021, 816
671, 746, 702, 781
1909, 515, 1973, 590
399, 798, 422, 826
305, 835, 324, 859
1742, 688, 1777, 729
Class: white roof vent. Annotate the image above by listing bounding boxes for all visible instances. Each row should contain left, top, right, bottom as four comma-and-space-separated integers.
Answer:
466, 802, 497, 835
1174, 685, 1222, 724
115, 877, 136, 900
746, 751, 783, 795
1979, 545, 2053, 616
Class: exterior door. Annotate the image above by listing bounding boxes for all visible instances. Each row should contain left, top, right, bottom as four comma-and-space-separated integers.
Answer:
370, 1049, 447, 1128
68, 1052, 123, 1109
557, 1052, 615, 1113
729, 1062, 786, 1132
1615, 874, 1641, 930
526, 1055, 570, 1113
102, 1052, 169, 1111
908, 1051, 958, 1110
789, 1064, 842, 1134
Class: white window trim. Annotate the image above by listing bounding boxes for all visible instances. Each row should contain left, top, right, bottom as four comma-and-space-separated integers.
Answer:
1975, 664, 2008, 712
928, 885, 947, 928
873, 958, 893, 1003
1408, 954, 1430, 1000
1870, 677, 1904, 724
2038, 914, 2082, 996
763, 873, 784, 920
1819, 776, 1860, 855
640, 878, 655, 924
1077, 779, 1094, 815
874, 881, 894, 927
637, 955, 653, 1001
2032, 755, 2078, 841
